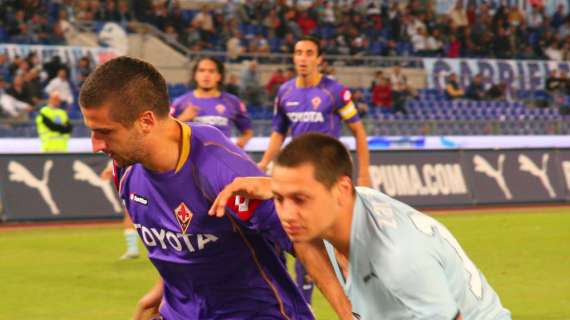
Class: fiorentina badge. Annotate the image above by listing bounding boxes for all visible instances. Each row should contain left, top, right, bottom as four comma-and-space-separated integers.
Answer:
174, 202, 193, 234
215, 104, 226, 114
311, 96, 321, 109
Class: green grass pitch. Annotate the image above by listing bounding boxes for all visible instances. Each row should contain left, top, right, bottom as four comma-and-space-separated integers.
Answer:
0, 207, 568, 319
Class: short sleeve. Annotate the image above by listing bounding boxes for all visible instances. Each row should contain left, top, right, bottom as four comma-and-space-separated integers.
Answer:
170, 93, 190, 118
232, 99, 252, 133
271, 91, 290, 134
196, 128, 292, 252
335, 86, 360, 123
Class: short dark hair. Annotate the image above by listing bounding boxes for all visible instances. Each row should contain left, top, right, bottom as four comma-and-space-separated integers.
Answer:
79, 56, 170, 126
297, 35, 322, 56
191, 56, 225, 89
275, 133, 353, 190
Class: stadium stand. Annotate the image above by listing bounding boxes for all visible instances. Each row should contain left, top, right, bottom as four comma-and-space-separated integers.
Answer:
0, 0, 569, 137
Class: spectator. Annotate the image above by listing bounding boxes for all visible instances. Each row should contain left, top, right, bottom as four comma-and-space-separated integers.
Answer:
192, 5, 215, 42
369, 70, 384, 91
426, 29, 444, 56
448, 2, 468, 28
0, 77, 32, 119
279, 33, 296, 55
44, 56, 67, 81
371, 76, 393, 110
23, 68, 44, 107
487, 82, 507, 101
45, 68, 74, 106
7, 75, 31, 105
266, 69, 286, 100
297, 10, 317, 35
466, 74, 486, 101
284, 67, 295, 81
447, 33, 461, 58
225, 73, 240, 97
75, 56, 92, 88
240, 60, 266, 107
249, 33, 271, 54
389, 65, 411, 114
117, 0, 133, 29
0, 54, 11, 82
445, 73, 465, 100
411, 27, 429, 56
551, 4, 566, 29
226, 31, 245, 62
352, 89, 369, 117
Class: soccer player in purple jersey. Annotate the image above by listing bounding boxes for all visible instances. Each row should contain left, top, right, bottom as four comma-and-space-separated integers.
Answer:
170, 57, 253, 149
79, 57, 352, 320
258, 35, 373, 304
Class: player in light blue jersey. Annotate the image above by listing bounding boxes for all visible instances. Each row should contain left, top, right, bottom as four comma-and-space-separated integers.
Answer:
211, 133, 512, 320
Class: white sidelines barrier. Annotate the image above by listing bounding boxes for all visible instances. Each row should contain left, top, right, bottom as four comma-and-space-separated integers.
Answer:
2, 135, 570, 153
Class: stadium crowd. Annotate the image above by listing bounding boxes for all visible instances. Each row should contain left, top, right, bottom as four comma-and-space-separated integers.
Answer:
2, 1, 570, 60
1, 0, 569, 130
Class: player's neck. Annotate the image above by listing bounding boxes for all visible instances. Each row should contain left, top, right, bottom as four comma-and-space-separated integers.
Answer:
296, 73, 322, 88
323, 194, 355, 258
194, 88, 221, 98
142, 118, 183, 173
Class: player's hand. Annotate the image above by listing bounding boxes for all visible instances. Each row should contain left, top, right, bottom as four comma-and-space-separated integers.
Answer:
357, 174, 372, 188
133, 280, 163, 320
257, 160, 268, 172
177, 106, 199, 122
209, 177, 273, 218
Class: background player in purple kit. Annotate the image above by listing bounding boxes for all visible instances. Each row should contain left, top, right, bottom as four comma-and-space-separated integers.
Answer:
170, 57, 253, 149
257, 35, 373, 304
79, 57, 352, 320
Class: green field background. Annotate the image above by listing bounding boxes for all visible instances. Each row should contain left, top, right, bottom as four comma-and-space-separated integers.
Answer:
1, 208, 568, 319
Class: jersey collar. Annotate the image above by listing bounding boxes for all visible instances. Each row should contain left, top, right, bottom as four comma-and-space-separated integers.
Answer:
295, 74, 323, 88
174, 120, 192, 174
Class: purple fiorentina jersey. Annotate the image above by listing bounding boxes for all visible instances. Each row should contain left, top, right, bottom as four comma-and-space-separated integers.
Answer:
272, 76, 360, 138
114, 122, 313, 320
170, 90, 251, 138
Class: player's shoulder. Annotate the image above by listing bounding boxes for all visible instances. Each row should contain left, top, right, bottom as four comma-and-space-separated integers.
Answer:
277, 78, 296, 96
220, 91, 246, 110
321, 75, 345, 91
171, 90, 194, 105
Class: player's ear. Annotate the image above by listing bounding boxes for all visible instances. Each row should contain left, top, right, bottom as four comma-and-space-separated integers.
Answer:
138, 110, 155, 134
334, 176, 353, 206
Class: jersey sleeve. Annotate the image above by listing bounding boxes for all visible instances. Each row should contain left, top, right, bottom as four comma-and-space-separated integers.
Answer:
232, 98, 252, 133
334, 86, 360, 123
169, 94, 189, 118
271, 90, 290, 134
197, 128, 292, 253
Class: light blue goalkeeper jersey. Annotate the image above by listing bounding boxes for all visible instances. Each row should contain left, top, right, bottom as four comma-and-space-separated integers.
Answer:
324, 187, 512, 320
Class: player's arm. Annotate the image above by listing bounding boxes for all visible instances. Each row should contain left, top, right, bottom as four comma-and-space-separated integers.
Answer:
236, 128, 253, 149
233, 99, 254, 149
133, 278, 163, 320
294, 240, 353, 320
176, 105, 199, 122
258, 93, 289, 171
209, 179, 354, 319
346, 121, 371, 187
209, 176, 273, 217
257, 131, 285, 172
